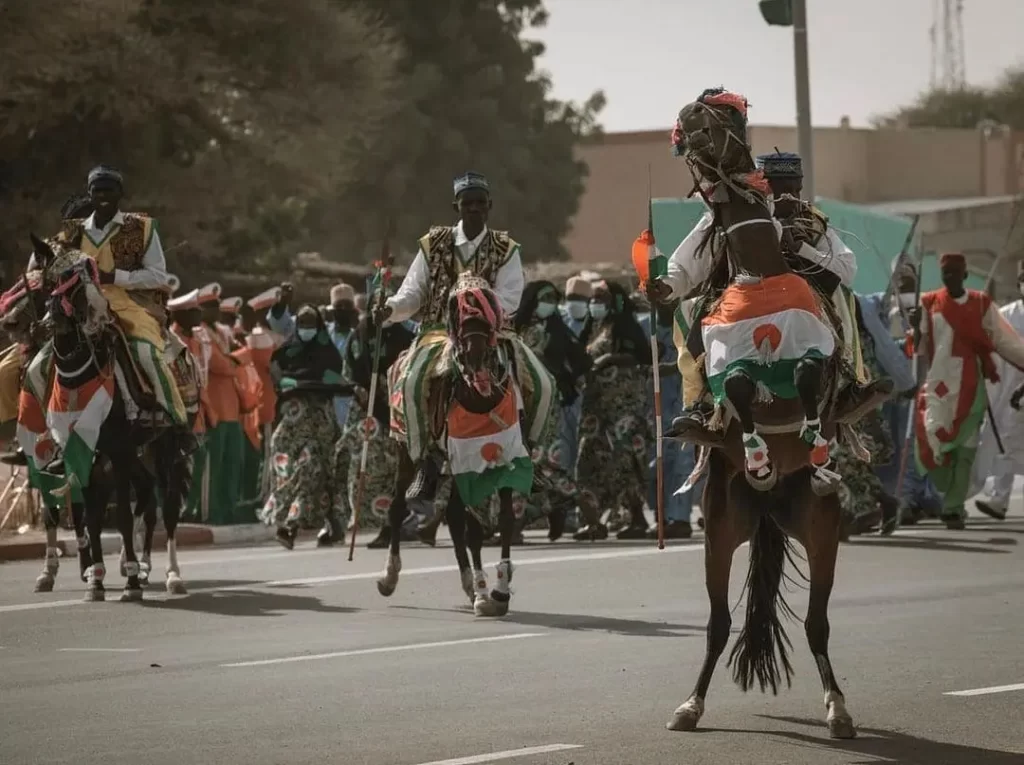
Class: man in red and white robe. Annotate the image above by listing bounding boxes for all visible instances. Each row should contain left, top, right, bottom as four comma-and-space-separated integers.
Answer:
913, 252, 1024, 528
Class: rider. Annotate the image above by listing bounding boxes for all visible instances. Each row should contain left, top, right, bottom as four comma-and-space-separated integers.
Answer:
50, 166, 190, 433
373, 172, 554, 533
649, 151, 872, 431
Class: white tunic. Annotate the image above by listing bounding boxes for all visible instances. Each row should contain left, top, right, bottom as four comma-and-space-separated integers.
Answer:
385, 221, 524, 325
663, 209, 857, 300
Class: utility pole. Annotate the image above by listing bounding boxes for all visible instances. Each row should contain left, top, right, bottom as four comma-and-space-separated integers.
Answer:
760, 0, 815, 201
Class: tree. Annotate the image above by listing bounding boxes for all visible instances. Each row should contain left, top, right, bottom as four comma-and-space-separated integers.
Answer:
873, 66, 1024, 130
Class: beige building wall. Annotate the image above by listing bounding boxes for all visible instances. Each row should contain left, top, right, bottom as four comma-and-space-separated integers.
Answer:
567, 124, 1022, 265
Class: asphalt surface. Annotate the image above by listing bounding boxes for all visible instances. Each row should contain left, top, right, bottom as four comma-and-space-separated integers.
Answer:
2, 509, 1023, 765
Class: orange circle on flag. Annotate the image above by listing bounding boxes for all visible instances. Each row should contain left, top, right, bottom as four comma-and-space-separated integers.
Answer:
480, 442, 504, 463
752, 323, 782, 353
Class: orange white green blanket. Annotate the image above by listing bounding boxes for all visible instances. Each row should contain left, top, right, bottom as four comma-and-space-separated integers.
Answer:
695, 273, 836, 404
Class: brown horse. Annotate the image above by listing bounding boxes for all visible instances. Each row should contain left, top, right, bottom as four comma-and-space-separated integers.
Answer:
654, 89, 892, 739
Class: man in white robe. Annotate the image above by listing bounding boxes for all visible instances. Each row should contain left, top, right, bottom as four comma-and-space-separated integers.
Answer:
972, 263, 1024, 519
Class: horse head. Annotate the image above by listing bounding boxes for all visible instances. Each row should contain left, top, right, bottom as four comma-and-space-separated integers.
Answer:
446, 273, 505, 398
672, 89, 765, 201
47, 253, 111, 340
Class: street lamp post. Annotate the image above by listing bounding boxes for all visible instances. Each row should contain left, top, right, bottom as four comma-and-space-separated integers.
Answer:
760, 0, 815, 202
792, 0, 814, 202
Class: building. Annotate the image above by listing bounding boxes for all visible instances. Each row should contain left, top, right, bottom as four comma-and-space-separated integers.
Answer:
566, 122, 1024, 298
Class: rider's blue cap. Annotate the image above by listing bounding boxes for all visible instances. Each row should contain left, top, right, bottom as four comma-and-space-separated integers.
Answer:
453, 171, 490, 198
756, 152, 802, 179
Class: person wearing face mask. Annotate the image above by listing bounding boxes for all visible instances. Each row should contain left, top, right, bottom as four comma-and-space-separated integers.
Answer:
560, 276, 592, 339
909, 253, 1024, 529
512, 280, 591, 539
573, 280, 652, 541
259, 305, 347, 549
972, 261, 1024, 521
863, 259, 944, 525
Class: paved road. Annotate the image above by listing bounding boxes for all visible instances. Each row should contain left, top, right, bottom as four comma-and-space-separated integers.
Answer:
2, 511, 1023, 765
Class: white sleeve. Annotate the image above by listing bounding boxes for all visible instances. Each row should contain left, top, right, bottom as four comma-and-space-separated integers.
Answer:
664, 212, 715, 299
985, 302, 1024, 372
494, 246, 525, 317
385, 249, 429, 325
113, 225, 170, 290
798, 227, 856, 288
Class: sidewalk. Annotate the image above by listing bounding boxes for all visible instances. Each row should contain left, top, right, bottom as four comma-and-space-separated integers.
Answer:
0, 523, 277, 562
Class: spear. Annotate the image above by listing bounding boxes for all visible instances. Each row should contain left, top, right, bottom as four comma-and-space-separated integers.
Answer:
347, 222, 395, 562
631, 166, 667, 549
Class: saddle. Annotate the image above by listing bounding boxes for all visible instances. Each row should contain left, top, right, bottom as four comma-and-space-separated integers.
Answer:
106, 324, 167, 427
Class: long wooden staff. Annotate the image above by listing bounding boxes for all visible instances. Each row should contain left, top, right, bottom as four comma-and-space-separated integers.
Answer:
631, 168, 666, 549
347, 224, 394, 562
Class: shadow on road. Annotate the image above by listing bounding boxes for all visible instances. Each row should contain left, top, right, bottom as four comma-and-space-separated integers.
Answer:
388, 604, 708, 637
743, 714, 1024, 765
849, 535, 1015, 554
142, 589, 361, 618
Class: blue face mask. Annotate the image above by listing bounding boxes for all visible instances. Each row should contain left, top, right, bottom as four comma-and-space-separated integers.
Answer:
589, 302, 609, 321
535, 301, 556, 319
565, 300, 588, 321
297, 327, 318, 343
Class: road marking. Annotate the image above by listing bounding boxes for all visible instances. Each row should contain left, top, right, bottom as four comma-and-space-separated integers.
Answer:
58, 647, 141, 653
0, 542, 707, 614
221, 632, 546, 668
945, 682, 1024, 697
412, 744, 583, 765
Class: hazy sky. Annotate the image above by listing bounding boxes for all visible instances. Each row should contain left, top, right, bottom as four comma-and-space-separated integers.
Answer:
534, 0, 1024, 131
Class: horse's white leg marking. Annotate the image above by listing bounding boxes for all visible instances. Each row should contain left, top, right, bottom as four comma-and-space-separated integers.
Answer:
666, 695, 705, 732
83, 563, 106, 602
376, 553, 401, 597
165, 538, 186, 595
824, 690, 856, 739
35, 537, 60, 592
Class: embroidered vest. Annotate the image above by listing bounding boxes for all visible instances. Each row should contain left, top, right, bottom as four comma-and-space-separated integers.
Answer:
417, 226, 518, 326
58, 213, 154, 272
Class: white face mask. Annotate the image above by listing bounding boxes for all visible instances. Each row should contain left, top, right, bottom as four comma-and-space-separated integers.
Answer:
535, 302, 556, 320
297, 327, 318, 343
565, 300, 588, 321
588, 303, 609, 321
897, 292, 917, 309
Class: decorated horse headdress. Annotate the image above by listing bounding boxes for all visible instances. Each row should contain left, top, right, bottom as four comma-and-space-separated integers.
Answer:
670, 87, 769, 204
444, 272, 506, 397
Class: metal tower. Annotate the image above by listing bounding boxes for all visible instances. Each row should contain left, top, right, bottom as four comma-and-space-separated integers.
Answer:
930, 0, 966, 90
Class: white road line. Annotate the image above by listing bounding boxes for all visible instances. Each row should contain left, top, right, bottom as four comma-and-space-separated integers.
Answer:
412, 744, 583, 765
57, 648, 141, 653
945, 682, 1024, 697
221, 632, 546, 668
0, 542, 707, 615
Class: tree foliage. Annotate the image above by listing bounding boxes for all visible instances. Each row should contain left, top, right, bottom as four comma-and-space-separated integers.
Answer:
873, 66, 1024, 130
0, 0, 601, 289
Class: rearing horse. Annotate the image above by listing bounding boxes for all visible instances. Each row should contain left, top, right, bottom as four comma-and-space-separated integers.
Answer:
657, 89, 892, 740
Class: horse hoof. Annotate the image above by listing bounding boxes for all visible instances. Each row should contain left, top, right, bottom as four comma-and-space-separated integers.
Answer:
120, 588, 144, 603
376, 578, 396, 597
473, 594, 503, 617
666, 697, 704, 732
460, 569, 475, 605
376, 555, 401, 597
84, 588, 106, 603
34, 573, 55, 593
828, 715, 857, 739
166, 577, 187, 596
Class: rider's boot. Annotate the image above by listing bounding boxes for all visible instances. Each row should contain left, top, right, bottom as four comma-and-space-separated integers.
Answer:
0, 447, 28, 466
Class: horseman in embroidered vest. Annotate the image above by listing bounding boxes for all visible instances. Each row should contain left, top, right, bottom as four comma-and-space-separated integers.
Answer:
48, 165, 188, 429
378, 172, 555, 467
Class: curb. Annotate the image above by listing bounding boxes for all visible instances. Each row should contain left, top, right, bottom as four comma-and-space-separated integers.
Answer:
0, 524, 276, 563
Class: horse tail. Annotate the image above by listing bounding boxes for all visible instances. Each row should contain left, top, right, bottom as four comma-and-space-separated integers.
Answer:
727, 505, 800, 695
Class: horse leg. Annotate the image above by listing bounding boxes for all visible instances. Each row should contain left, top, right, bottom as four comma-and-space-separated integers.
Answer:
83, 481, 109, 602
723, 370, 776, 491
163, 439, 189, 595
72, 502, 92, 582
786, 482, 856, 739
34, 505, 62, 593
377, 446, 415, 597
668, 455, 751, 731
464, 509, 491, 608
444, 488, 475, 605
115, 469, 143, 602
476, 488, 514, 618
794, 358, 840, 496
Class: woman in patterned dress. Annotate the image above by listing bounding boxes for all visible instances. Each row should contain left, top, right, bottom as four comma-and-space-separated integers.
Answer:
259, 305, 346, 549
573, 280, 653, 541
510, 280, 591, 539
